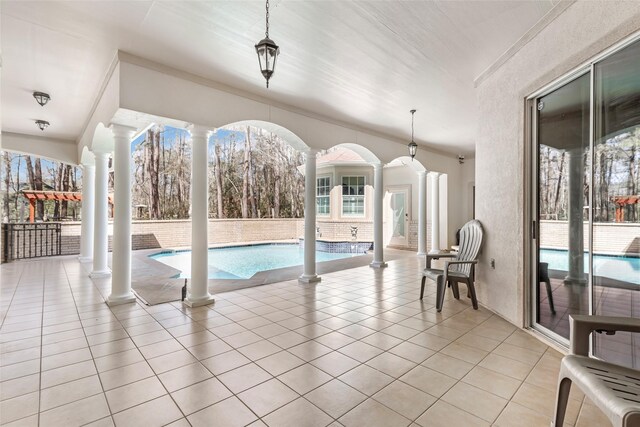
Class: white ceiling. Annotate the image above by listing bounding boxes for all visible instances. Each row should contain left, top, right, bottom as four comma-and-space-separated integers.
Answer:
1, 0, 557, 155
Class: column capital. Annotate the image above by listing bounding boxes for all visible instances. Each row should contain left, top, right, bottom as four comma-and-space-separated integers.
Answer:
81, 163, 95, 171
418, 169, 428, 177
110, 123, 138, 140
304, 148, 319, 157
92, 150, 111, 160
429, 171, 441, 178
372, 162, 383, 170
187, 124, 213, 139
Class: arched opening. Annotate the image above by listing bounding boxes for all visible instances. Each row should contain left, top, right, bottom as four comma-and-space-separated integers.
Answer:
385, 156, 449, 254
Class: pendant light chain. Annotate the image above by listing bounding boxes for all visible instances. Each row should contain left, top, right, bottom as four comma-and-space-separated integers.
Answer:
411, 111, 415, 142
265, 0, 270, 38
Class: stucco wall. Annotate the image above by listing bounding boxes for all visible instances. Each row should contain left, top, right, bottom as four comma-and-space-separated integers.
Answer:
475, 2, 640, 325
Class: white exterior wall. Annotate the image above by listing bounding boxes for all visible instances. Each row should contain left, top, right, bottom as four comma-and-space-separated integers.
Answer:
475, 2, 640, 325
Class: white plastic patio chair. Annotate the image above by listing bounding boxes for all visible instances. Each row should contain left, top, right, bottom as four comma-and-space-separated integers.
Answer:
552, 315, 640, 427
421, 219, 483, 312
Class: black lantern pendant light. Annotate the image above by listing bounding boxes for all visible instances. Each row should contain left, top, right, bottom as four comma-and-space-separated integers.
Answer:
33, 91, 51, 106
408, 109, 418, 161
255, 0, 280, 88
35, 120, 50, 131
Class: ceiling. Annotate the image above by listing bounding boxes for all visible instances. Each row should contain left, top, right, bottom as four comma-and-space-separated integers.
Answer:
1, 0, 558, 155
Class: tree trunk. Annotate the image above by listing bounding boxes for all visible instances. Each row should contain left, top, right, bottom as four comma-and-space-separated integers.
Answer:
214, 143, 224, 218
3, 152, 11, 221
145, 128, 161, 219
61, 165, 71, 218
34, 158, 45, 219
241, 126, 251, 218
553, 151, 565, 216
54, 163, 64, 219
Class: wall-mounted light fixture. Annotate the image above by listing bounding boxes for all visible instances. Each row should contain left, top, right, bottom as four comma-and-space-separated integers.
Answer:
458, 155, 465, 164
33, 92, 51, 106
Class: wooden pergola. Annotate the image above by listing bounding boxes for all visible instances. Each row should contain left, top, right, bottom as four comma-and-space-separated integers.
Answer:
611, 195, 640, 223
22, 190, 113, 223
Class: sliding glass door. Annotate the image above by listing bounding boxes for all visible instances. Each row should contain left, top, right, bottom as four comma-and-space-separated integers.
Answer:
532, 38, 640, 366
592, 39, 640, 367
534, 72, 591, 340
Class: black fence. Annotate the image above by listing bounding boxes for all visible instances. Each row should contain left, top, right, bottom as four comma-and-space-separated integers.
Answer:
2, 223, 62, 262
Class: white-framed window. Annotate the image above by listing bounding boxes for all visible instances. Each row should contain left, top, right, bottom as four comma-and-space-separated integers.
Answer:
342, 176, 365, 216
316, 176, 330, 215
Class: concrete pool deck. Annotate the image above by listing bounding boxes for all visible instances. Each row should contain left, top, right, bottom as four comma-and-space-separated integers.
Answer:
126, 242, 416, 305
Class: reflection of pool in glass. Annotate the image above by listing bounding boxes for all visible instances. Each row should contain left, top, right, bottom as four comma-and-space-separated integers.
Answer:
150, 243, 365, 279
540, 248, 640, 285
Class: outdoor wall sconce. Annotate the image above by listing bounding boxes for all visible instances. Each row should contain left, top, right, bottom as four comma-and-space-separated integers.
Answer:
408, 109, 418, 161
35, 120, 49, 131
33, 91, 51, 106
255, 0, 280, 88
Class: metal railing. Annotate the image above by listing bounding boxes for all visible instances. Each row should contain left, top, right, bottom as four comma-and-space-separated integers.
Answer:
2, 223, 62, 262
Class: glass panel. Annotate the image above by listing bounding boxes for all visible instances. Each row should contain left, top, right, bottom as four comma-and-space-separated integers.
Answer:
536, 72, 591, 339
593, 39, 640, 367
342, 177, 365, 216
392, 193, 406, 237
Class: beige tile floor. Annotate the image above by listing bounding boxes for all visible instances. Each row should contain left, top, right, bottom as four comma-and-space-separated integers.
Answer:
0, 255, 611, 426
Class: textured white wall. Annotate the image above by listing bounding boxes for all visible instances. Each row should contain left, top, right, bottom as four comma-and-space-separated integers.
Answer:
475, 2, 640, 325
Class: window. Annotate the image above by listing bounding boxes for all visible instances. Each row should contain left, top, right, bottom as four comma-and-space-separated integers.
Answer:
342, 176, 365, 216
316, 176, 330, 215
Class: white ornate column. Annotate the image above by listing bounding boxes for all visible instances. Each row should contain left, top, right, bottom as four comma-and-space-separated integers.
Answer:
370, 163, 387, 268
90, 151, 111, 278
429, 172, 441, 254
417, 170, 427, 256
300, 149, 321, 283
107, 125, 138, 306
79, 162, 95, 262
185, 125, 215, 306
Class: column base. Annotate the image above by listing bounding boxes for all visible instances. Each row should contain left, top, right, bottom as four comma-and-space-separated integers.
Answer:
183, 294, 216, 308
78, 256, 93, 263
106, 293, 136, 306
90, 269, 111, 279
370, 261, 388, 269
299, 274, 321, 284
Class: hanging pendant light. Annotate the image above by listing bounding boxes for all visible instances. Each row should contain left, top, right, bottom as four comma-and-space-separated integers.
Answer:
408, 109, 418, 161
35, 120, 50, 131
33, 91, 51, 106
255, 0, 280, 88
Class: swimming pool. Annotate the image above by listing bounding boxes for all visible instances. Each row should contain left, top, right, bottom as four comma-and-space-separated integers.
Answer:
540, 248, 640, 285
150, 243, 366, 279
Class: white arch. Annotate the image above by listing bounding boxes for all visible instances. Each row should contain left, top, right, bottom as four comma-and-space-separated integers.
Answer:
91, 122, 115, 154
80, 146, 95, 166
333, 143, 381, 164
214, 120, 310, 152
387, 156, 427, 173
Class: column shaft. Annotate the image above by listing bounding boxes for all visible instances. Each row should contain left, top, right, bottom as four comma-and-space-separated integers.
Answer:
91, 152, 111, 277
79, 163, 95, 262
370, 163, 387, 268
429, 172, 441, 253
300, 149, 320, 283
417, 170, 427, 255
108, 125, 137, 306
186, 126, 215, 306
565, 148, 586, 284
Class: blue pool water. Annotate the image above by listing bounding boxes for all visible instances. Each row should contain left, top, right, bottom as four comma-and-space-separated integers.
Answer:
150, 244, 365, 279
540, 249, 640, 285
